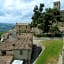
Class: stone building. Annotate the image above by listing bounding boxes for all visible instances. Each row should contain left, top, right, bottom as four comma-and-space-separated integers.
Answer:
0, 23, 33, 64
53, 1, 60, 10
16, 23, 31, 33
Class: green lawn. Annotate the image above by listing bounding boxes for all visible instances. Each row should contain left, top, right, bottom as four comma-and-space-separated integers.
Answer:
35, 39, 63, 64
0, 32, 4, 37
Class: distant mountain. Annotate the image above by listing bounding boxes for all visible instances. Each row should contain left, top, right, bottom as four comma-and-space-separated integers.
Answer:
0, 23, 15, 32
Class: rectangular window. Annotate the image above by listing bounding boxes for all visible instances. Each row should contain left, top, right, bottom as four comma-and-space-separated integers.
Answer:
1, 51, 6, 56
19, 30, 21, 35
20, 50, 23, 55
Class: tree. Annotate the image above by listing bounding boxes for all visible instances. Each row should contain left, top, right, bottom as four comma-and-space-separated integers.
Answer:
43, 8, 60, 32
31, 3, 61, 33
31, 3, 44, 27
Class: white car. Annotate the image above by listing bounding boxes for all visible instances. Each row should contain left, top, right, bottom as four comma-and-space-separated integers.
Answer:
12, 60, 23, 64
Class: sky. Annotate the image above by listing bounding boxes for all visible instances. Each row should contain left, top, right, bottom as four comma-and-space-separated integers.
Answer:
0, 0, 63, 23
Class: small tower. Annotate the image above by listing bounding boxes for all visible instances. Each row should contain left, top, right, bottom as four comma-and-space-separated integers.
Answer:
53, 1, 60, 10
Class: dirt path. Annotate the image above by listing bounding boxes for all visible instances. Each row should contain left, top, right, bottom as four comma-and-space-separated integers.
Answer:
57, 55, 62, 64
59, 37, 64, 64
56, 37, 63, 64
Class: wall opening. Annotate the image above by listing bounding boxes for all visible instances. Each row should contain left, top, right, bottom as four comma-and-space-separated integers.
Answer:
1, 51, 6, 56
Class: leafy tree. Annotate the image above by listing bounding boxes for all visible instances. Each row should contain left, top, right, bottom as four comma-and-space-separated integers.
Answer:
43, 8, 60, 32
31, 3, 44, 27
31, 3, 61, 33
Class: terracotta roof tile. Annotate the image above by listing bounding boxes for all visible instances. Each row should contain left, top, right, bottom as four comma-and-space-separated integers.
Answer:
0, 56, 13, 64
0, 33, 33, 50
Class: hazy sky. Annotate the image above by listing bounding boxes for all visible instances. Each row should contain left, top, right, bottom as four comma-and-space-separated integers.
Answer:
0, 0, 63, 23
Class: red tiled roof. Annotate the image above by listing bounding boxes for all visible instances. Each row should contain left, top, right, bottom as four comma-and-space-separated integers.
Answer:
0, 33, 33, 50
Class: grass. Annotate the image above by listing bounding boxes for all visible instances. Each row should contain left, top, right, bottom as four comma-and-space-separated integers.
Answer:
0, 32, 4, 37
35, 38, 63, 64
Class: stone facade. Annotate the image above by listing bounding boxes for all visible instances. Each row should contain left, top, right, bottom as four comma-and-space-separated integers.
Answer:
0, 49, 32, 64
16, 23, 31, 33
